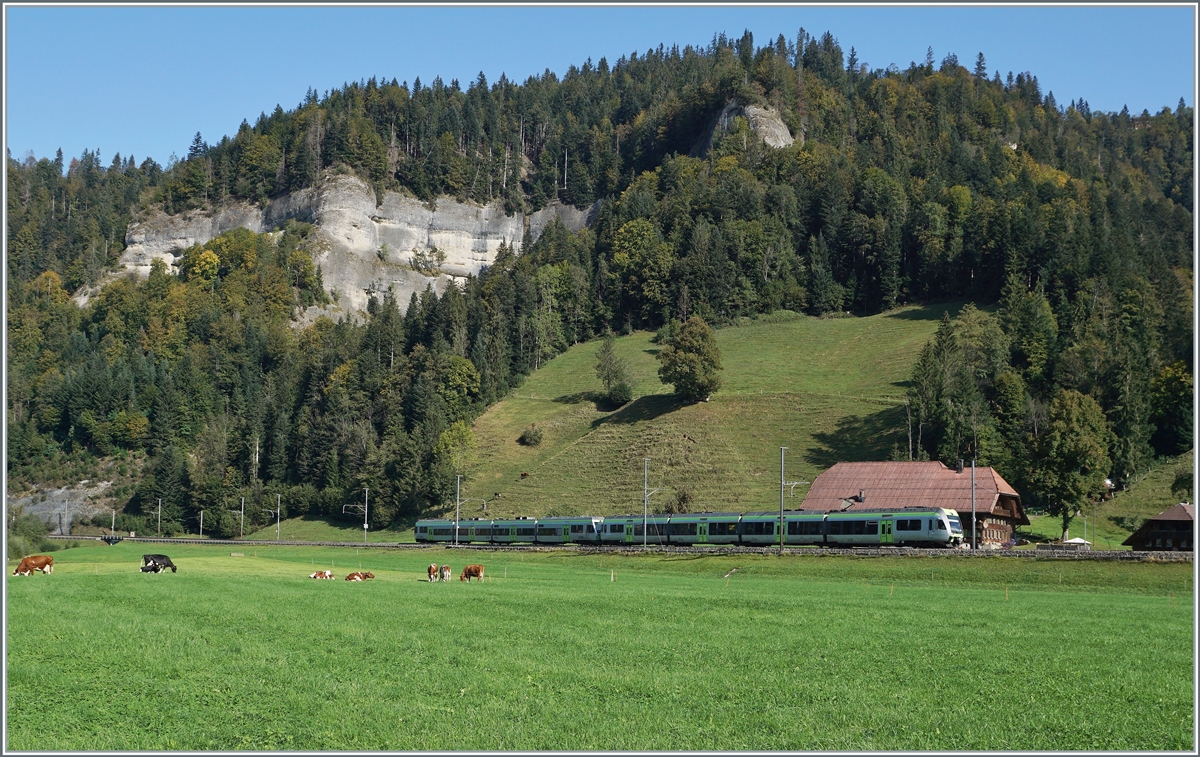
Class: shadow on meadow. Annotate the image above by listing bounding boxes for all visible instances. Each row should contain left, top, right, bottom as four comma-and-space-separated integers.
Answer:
590, 393, 689, 428
804, 404, 907, 468
883, 302, 963, 321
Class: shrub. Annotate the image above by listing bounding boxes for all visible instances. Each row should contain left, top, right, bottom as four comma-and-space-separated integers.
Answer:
608, 381, 634, 407
518, 424, 544, 446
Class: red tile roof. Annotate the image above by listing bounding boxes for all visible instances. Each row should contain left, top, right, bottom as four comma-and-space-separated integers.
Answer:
799, 461, 1027, 523
1149, 503, 1194, 522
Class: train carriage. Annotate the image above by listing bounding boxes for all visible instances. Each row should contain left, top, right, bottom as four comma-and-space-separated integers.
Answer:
534, 516, 602, 544
700, 512, 743, 545
737, 511, 779, 546
783, 511, 826, 546
599, 516, 636, 544
489, 517, 537, 544
414, 519, 462, 543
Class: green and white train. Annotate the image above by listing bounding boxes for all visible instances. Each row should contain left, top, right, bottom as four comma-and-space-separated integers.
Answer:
415, 508, 964, 548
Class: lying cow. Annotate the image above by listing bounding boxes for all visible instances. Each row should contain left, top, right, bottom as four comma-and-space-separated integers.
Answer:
428, 563, 439, 582
13, 555, 53, 576
440, 564, 452, 582
309, 570, 334, 579
460, 564, 485, 582
345, 571, 374, 581
142, 554, 177, 573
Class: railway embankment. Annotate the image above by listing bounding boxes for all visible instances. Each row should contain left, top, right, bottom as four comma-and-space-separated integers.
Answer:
43, 534, 1191, 561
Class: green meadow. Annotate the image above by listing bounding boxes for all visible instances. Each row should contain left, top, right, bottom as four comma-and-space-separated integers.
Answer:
6, 543, 1192, 751
464, 305, 958, 518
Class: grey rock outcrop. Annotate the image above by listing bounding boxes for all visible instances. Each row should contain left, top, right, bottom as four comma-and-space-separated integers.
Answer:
692, 101, 797, 157
109, 174, 597, 317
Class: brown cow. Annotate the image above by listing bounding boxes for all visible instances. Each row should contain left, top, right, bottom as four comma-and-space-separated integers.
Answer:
13, 555, 53, 576
309, 570, 334, 579
440, 564, 451, 582
345, 572, 365, 581
428, 563, 439, 582
460, 564, 485, 582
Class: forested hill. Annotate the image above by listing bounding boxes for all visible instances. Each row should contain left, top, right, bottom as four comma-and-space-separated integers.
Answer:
6, 29, 1193, 537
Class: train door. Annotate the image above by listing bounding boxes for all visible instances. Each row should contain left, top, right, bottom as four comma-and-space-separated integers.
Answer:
880, 520, 893, 545
699, 523, 708, 544
624, 523, 635, 544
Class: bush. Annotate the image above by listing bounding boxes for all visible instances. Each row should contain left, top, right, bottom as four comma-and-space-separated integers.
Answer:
518, 424, 544, 446
652, 320, 681, 344
608, 382, 634, 407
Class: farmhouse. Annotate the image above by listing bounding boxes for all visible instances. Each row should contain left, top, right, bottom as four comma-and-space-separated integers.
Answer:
800, 461, 1029, 547
1121, 503, 1194, 551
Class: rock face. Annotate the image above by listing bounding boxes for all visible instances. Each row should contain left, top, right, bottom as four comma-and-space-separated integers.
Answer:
113, 174, 596, 316
692, 101, 797, 157
9, 481, 113, 535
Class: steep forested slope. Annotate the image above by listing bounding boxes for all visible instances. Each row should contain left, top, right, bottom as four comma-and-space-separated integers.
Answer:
6, 29, 1192, 536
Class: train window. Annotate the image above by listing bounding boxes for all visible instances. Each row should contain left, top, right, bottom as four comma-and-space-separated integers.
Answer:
787, 521, 801, 536
418, 526, 427, 533
669, 523, 697, 536
710, 522, 737, 536
810, 521, 824, 535
516, 527, 536, 536
537, 527, 560, 537
865, 521, 878, 535
937, 520, 946, 530
611, 524, 624, 534
476, 528, 491, 537
586, 525, 595, 533
851, 521, 864, 535
570, 525, 584, 534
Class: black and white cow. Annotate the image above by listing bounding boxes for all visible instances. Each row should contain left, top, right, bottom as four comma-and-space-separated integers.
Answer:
142, 554, 177, 573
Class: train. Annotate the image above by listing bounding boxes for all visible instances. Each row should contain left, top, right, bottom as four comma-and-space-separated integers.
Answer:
415, 507, 965, 548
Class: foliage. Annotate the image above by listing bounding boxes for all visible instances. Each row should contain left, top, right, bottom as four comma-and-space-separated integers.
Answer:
657, 316, 723, 401
6, 26, 1194, 536
517, 424, 544, 447
1029, 389, 1116, 539
594, 332, 634, 406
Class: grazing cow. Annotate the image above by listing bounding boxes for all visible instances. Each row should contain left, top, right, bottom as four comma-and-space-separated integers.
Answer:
142, 554, 177, 573
520, 472, 530, 479
440, 564, 451, 582
140, 564, 165, 573
13, 555, 53, 576
460, 564, 485, 582
428, 563, 439, 582
309, 570, 334, 579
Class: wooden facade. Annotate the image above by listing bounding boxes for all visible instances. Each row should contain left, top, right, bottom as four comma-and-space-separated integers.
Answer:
1122, 504, 1194, 551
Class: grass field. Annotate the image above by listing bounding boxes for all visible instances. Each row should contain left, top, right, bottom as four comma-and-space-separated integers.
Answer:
463, 304, 960, 518
6, 543, 1193, 750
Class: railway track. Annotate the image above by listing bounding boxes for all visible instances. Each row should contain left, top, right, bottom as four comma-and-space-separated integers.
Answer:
42, 534, 1191, 561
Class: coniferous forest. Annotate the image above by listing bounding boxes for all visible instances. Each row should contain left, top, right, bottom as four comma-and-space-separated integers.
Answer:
6, 30, 1193, 537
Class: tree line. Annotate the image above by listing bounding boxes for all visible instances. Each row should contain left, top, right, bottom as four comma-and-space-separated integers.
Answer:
6, 27, 1192, 535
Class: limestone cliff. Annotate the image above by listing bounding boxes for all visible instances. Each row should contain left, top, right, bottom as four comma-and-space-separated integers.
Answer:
691, 101, 797, 158
107, 174, 595, 316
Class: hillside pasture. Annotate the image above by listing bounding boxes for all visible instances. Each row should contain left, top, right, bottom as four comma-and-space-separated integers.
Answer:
465, 304, 959, 517
6, 543, 1193, 751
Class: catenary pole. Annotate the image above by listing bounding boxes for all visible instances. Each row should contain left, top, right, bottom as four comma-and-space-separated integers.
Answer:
780, 447, 787, 555
971, 459, 976, 550
157, 499, 162, 537
276, 493, 281, 540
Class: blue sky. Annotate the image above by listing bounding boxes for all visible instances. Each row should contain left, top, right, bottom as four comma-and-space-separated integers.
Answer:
4, 5, 1195, 168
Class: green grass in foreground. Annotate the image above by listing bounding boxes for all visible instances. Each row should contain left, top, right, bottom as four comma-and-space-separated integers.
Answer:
6, 544, 1193, 750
